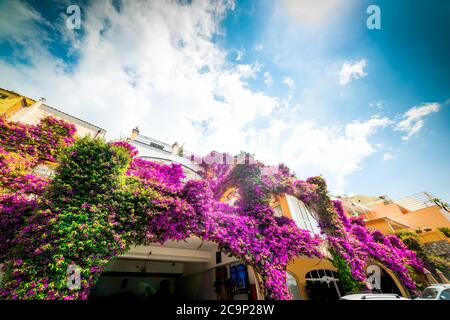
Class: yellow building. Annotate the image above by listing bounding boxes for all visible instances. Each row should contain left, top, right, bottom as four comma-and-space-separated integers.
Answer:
273, 194, 414, 299
276, 194, 341, 300
339, 192, 450, 279
0, 88, 106, 138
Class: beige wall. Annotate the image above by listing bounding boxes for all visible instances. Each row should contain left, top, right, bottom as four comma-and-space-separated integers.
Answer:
415, 229, 449, 244
10, 103, 105, 138
365, 219, 396, 233
365, 203, 405, 220
394, 206, 450, 229
363, 204, 450, 233
287, 257, 337, 299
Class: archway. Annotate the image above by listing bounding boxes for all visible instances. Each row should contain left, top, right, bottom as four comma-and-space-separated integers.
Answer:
88, 237, 262, 301
304, 269, 344, 300
366, 263, 409, 298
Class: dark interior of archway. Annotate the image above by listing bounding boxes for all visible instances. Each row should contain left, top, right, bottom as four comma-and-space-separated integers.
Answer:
375, 268, 402, 295
305, 270, 344, 301
305, 281, 344, 301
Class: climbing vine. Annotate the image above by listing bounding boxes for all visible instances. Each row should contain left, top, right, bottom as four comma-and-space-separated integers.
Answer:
396, 230, 450, 285
0, 116, 425, 300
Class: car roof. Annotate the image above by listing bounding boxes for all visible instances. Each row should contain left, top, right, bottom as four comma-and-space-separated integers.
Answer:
426, 284, 450, 288
341, 293, 406, 300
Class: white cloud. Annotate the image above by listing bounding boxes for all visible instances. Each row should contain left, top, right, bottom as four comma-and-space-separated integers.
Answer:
345, 117, 393, 140
281, 0, 354, 26
369, 100, 384, 109
278, 117, 392, 193
0, 1, 48, 42
253, 43, 263, 52
394, 103, 441, 140
339, 59, 368, 86
282, 76, 295, 90
282, 76, 295, 100
263, 71, 273, 86
235, 49, 244, 61
0, 0, 276, 154
383, 153, 395, 161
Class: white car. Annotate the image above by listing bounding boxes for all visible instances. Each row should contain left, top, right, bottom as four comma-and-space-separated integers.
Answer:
340, 293, 409, 300
415, 284, 450, 300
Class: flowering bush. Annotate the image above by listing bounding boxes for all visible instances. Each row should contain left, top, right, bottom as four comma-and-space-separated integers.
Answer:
0, 116, 76, 259
396, 230, 450, 283
0, 116, 425, 300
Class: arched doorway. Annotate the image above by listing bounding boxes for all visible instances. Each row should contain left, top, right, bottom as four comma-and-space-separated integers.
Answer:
366, 263, 406, 297
305, 269, 344, 300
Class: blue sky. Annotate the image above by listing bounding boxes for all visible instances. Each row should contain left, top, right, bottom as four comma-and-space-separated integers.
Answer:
0, 0, 449, 201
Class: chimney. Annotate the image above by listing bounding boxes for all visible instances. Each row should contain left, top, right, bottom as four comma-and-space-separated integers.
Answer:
131, 127, 139, 140
172, 142, 179, 155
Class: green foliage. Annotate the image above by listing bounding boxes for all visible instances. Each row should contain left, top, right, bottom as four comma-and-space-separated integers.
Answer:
432, 198, 450, 212
331, 252, 365, 294
438, 227, 450, 238
396, 230, 450, 281
50, 137, 131, 203
1, 137, 134, 299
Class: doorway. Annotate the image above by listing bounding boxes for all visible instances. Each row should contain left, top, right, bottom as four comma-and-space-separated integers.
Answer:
305, 269, 343, 300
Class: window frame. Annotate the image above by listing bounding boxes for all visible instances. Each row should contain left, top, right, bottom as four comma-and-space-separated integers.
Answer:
286, 195, 321, 236
286, 272, 302, 300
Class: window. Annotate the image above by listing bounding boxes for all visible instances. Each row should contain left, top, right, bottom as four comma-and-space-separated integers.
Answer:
287, 272, 302, 300
286, 195, 321, 235
215, 251, 222, 264
150, 142, 165, 151
439, 289, 450, 300
223, 189, 240, 206
230, 264, 249, 293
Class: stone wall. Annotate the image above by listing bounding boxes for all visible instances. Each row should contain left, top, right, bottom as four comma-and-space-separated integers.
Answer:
423, 240, 450, 260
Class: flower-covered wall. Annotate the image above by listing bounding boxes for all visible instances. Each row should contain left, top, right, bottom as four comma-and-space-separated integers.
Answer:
0, 116, 425, 300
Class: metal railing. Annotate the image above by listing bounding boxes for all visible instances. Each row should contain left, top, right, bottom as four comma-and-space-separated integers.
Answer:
394, 192, 439, 212
135, 134, 173, 153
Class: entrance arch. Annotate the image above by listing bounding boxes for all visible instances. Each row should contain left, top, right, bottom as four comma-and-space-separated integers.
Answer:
88, 237, 263, 301
305, 269, 344, 300
366, 262, 409, 298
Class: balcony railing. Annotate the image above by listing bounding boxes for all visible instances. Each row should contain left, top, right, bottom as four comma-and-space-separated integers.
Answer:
134, 134, 173, 153
394, 192, 440, 212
